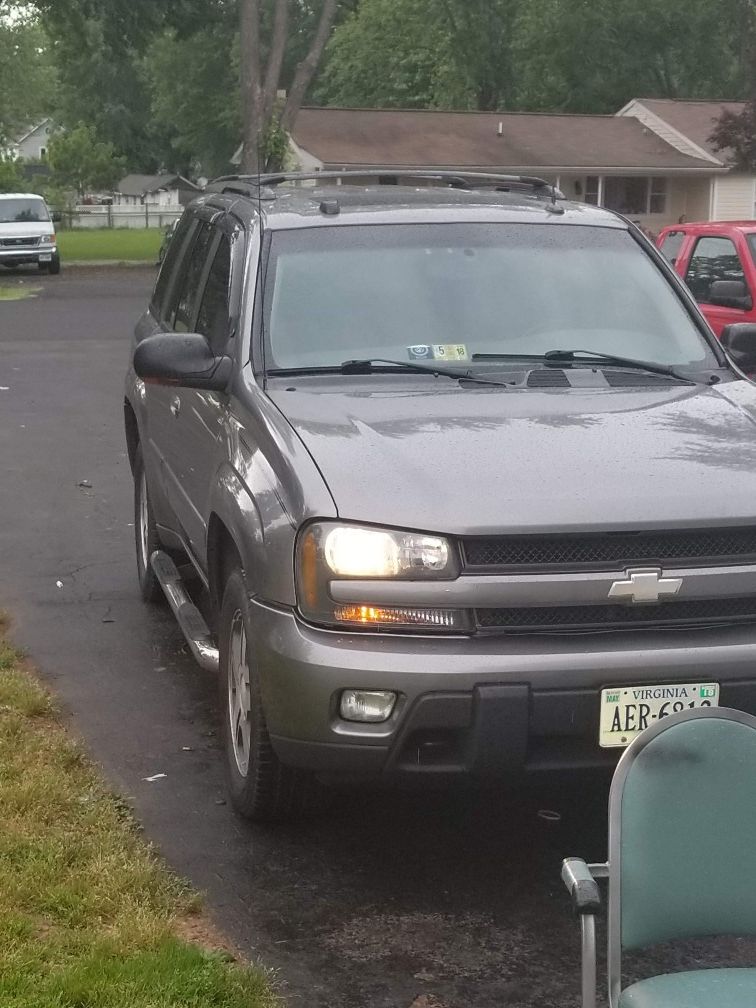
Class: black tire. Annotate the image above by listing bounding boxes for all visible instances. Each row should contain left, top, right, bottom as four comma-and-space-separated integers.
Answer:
219, 566, 324, 821
48, 253, 61, 275
133, 444, 163, 603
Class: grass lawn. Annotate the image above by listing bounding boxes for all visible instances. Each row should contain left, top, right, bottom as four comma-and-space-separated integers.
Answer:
0, 285, 41, 301
0, 620, 277, 1008
57, 228, 162, 263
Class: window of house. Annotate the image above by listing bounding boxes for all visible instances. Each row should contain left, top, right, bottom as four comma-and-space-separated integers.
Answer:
604, 177, 649, 215
602, 176, 667, 215
585, 176, 600, 205
195, 235, 232, 353
649, 177, 667, 214
684, 235, 748, 304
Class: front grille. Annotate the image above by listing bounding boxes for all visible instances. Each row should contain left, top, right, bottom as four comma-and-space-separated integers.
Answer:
0, 236, 40, 248
476, 596, 756, 633
463, 527, 756, 571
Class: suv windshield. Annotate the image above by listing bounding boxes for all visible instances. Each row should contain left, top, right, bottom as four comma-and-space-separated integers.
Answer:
263, 223, 716, 371
0, 198, 49, 224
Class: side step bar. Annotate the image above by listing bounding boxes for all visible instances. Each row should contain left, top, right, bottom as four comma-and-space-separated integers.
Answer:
150, 550, 219, 673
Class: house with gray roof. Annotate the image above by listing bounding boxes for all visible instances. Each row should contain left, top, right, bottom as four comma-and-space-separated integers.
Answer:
286, 100, 751, 230
8, 119, 55, 161
617, 99, 751, 221
114, 174, 200, 208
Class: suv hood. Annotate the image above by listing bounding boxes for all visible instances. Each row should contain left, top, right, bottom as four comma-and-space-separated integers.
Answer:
268, 382, 756, 534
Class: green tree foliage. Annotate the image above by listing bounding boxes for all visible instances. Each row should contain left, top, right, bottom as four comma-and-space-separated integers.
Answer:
145, 20, 241, 176
0, 157, 25, 193
710, 103, 756, 170
511, 0, 751, 113
0, 8, 57, 148
41, 8, 165, 171
319, 0, 752, 114
47, 124, 126, 197
315, 0, 469, 109
29, 0, 756, 174
32, 1, 347, 173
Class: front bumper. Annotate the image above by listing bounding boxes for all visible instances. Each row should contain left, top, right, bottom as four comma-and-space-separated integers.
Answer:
251, 600, 756, 780
0, 244, 56, 265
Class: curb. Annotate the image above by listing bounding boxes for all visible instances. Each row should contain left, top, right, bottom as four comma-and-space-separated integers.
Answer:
62, 260, 157, 268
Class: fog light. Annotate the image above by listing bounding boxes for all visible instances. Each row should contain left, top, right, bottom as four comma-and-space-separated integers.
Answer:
340, 689, 397, 723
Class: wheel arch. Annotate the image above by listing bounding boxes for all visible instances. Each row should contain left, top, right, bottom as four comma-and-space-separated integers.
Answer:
124, 399, 139, 474
207, 513, 245, 620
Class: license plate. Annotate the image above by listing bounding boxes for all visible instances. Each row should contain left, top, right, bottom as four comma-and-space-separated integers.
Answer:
38, 253, 51, 262
599, 681, 719, 748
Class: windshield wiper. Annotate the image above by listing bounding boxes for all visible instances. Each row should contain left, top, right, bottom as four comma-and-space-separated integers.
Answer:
267, 358, 511, 388
541, 349, 695, 383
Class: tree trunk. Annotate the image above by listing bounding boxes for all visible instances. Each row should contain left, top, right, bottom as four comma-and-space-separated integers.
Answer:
262, 0, 289, 125
281, 0, 338, 131
239, 0, 263, 174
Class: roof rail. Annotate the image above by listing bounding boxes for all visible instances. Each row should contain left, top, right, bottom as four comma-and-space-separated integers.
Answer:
205, 170, 563, 200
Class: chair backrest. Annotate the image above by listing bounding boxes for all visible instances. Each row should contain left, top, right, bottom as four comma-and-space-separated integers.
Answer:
608, 707, 756, 960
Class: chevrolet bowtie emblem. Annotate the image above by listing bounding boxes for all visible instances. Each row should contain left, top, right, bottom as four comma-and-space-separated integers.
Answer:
608, 568, 683, 604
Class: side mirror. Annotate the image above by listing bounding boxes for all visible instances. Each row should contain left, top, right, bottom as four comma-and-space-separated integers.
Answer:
134, 332, 232, 391
721, 323, 756, 372
709, 279, 752, 310
51, 211, 63, 223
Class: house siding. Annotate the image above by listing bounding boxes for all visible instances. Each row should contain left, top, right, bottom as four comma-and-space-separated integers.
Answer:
711, 174, 755, 219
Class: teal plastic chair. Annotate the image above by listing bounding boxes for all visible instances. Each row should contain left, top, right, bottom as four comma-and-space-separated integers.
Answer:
561, 707, 756, 1008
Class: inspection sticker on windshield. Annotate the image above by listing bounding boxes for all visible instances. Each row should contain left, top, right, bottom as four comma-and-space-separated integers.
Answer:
599, 681, 719, 748
407, 344, 468, 362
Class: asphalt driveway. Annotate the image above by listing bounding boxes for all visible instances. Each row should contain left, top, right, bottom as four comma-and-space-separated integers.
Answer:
0, 266, 718, 1008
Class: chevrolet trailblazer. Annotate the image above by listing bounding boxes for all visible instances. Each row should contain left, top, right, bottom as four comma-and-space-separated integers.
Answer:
125, 171, 756, 820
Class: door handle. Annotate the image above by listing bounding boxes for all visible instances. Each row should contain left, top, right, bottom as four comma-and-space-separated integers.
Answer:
170, 395, 181, 418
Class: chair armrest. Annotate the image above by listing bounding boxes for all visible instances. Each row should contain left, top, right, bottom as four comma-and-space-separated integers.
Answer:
561, 857, 602, 915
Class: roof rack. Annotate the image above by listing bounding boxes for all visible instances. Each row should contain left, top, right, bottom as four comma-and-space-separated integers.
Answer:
205, 169, 563, 200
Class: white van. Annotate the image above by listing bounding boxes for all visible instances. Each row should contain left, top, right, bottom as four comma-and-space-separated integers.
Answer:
0, 193, 60, 274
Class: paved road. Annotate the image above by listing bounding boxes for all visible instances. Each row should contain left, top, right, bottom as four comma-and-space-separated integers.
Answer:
0, 267, 686, 1007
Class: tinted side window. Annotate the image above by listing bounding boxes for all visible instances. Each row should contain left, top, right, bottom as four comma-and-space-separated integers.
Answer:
685, 236, 747, 303
172, 223, 214, 332
196, 235, 232, 353
151, 213, 193, 320
659, 230, 685, 266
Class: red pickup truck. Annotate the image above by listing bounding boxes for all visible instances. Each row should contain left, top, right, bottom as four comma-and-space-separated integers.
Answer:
656, 221, 756, 337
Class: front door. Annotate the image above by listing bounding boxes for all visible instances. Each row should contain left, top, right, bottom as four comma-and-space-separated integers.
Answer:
681, 234, 755, 337
149, 212, 221, 557
167, 224, 238, 560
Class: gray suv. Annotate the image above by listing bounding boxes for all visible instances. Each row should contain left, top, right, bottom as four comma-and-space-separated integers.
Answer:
125, 171, 756, 821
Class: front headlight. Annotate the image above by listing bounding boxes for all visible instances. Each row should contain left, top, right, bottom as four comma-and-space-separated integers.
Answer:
324, 525, 450, 578
296, 521, 468, 632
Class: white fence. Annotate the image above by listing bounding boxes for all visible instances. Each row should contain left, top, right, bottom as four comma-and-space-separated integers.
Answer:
60, 205, 184, 230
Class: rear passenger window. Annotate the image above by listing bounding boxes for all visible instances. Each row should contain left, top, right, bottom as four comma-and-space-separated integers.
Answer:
172, 223, 214, 332
685, 236, 747, 303
151, 213, 192, 321
195, 235, 232, 352
659, 230, 684, 266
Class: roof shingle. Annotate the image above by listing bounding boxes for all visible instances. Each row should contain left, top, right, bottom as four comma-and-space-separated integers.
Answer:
638, 98, 746, 159
292, 107, 717, 172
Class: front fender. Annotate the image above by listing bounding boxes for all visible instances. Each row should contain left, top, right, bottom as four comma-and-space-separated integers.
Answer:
208, 457, 298, 607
